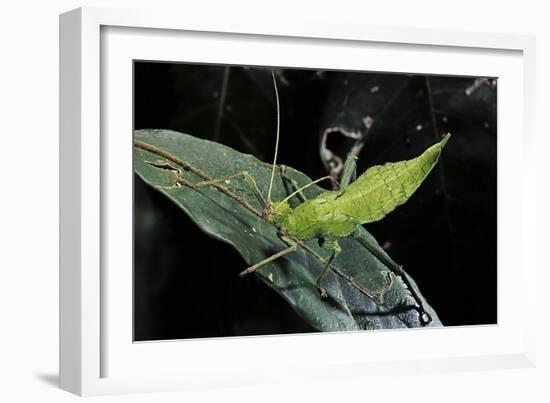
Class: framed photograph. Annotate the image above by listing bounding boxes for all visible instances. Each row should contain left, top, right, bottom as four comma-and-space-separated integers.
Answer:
60, 6, 537, 396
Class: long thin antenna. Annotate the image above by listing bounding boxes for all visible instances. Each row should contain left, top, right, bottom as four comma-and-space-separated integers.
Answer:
266, 69, 280, 205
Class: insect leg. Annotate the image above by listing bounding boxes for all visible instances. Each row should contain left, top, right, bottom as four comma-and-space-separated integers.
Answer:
238, 242, 298, 277
339, 153, 358, 190
280, 175, 339, 204
316, 239, 342, 299
352, 227, 432, 325
279, 165, 308, 202
193, 171, 266, 208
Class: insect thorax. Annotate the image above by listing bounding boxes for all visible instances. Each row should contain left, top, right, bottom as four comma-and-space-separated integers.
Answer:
271, 195, 359, 240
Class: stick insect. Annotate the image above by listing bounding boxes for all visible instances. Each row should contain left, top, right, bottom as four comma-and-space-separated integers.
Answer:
141, 70, 450, 326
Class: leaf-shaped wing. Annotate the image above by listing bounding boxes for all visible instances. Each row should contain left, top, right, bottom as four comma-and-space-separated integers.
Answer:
339, 134, 450, 224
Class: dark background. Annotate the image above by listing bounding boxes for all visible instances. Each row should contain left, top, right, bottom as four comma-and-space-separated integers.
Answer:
133, 62, 497, 341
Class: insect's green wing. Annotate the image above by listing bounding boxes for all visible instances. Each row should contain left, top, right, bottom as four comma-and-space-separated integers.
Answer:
337, 133, 450, 224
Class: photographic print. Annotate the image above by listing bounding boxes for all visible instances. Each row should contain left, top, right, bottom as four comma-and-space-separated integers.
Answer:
133, 63, 497, 341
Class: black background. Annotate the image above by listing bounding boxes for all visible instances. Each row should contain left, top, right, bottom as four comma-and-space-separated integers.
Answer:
133, 62, 497, 341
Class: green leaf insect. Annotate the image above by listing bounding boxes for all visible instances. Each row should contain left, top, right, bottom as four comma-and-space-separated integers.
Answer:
135, 70, 450, 326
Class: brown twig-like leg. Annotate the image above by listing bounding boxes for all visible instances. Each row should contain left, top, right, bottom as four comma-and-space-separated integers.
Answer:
353, 227, 432, 325
239, 243, 298, 277
316, 239, 342, 299
194, 170, 266, 208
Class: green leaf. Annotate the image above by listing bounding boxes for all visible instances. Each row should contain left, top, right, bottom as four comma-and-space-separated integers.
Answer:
134, 129, 442, 331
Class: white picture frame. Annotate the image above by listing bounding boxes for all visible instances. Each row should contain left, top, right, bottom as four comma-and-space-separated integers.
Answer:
59, 6, 537, 396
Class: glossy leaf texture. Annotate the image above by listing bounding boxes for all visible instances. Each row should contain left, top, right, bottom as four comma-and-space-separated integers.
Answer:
134, 128, 442, 333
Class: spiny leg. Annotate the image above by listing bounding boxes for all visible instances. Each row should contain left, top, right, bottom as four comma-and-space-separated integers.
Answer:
193, 170, 266, 208
239, 236, 298, 277
316, 239, 342, 299
352, 227, 432, 325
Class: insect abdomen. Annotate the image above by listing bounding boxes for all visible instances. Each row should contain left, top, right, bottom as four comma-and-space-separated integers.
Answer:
335, 134, 450, 225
